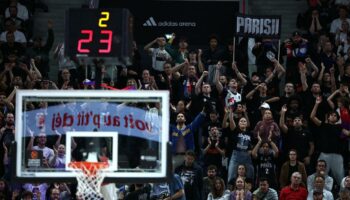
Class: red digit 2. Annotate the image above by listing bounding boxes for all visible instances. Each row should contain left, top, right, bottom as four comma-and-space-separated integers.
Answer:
77, 30, 93, 53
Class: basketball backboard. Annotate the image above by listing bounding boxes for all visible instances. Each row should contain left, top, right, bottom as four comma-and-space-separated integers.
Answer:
14, 90, 170, 182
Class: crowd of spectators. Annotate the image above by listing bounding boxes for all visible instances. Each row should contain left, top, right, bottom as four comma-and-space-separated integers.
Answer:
1, 0, 350, 199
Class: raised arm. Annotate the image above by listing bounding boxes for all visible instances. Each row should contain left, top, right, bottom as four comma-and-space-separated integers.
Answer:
171, 59, 189, 74
197, 49, 204, 74
252, 132, 262, 159
222, 107, 230, 129
305, 57, 319, 79
279, 105, 288, 133
144, 37, 159, 53
228, 109, 236, 131
211, 61, 223, 94
327, 89, 340, 110
30, 58, 42, 80
300, 66, 309, 92
317, 63, 325, 84
310, 96, 322, 126
26, 128, 35, 151
195, 71, 208, 95
246, 84, 261, 100
232, 62, 247, 86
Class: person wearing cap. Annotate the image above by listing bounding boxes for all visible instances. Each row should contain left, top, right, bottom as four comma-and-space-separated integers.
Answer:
283, 31, 308, 83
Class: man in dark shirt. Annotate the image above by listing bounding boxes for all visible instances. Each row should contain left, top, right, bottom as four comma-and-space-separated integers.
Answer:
175, 150, 203, 200
310, 96, 350, 185
280, 105, 314, 166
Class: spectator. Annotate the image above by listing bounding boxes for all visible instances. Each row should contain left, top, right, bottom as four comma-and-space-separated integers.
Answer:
21, 190, 34, 200
0, 18, 27, 45
25, 20, 54, 78
307, 160, 334, 192
202, 125, 226, 174
310, 96, 347, 185
144, 36, 172, 74
49, 187, 60, 200
280, 172, 308, 200
170, 109, 205, 167
215, 62, 246, 109
306, 175, 334, 200
165, 34, 189, 64
203, 165, 218, 200
252, 178, 278, 200
252, 132, 279, 189
207, 177, 230, 200
338, 189, 350, 200
150, 172, 185, 200
279, 104, 314, 165
4, 0, 29, 22
330, 6, 350, 36
175, 150, 203, 200
279, 149, 308, 188
202, 35, 225, 71
253, 109, 280, 145
22, 183, 49, 200
26, 130, 54, 168
226, 113, 254, 183
0, 31, 25, 59
125, 183, 151, 200
283, 31, 309, 83
230, 177, 252, 200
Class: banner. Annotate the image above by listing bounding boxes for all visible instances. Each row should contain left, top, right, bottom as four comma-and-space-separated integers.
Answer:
235, 14, 281, 38
25, 102, 161, 142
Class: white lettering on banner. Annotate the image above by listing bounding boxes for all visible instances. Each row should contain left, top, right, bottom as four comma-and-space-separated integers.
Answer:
27, 102, 162, 142
143, 16, 196, 27
236, 16, 280, 37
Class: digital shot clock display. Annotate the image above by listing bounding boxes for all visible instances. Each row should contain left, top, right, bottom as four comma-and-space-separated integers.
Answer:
65, 8, 133, 59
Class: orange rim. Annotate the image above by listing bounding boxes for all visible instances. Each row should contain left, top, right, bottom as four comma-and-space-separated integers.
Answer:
68, 161, 109, 176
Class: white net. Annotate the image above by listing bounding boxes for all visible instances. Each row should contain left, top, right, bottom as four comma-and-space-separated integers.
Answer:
69, 162, 108, 200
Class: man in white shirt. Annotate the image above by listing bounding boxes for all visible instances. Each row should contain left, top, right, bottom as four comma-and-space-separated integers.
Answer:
0, 19, 27, 45
27, 130, 54, 168
144, 36, 172, 73
4, 0, 29, 21
330, 6, 350, 35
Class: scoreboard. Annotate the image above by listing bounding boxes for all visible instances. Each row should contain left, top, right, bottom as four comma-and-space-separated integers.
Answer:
65, 8, 133, 60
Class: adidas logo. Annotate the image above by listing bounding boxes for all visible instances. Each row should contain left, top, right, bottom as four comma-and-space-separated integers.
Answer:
143, 17, 157, 26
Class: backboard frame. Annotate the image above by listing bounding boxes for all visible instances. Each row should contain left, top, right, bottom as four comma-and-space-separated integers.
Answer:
14, 90, 171, 183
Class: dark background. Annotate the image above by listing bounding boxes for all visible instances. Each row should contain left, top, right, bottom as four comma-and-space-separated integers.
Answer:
99, 0, 240, 45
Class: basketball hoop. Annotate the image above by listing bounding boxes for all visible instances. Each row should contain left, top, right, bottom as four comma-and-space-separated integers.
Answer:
68, 161, 109, 199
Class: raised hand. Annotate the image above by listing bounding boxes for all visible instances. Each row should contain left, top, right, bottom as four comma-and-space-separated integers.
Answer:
202, 71, 209, 77
281, 104, 288, 113
198, 49, 202, 57
207, 137, 212, 145
315, 96, 322, 104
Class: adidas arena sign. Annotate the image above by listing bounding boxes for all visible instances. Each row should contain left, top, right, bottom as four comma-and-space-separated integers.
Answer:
143, 17, 196, 27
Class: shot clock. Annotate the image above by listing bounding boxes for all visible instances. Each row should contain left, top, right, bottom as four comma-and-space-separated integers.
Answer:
65, 8, 133, 60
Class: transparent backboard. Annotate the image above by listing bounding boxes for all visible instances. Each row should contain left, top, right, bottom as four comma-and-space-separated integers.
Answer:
15, 90, 169, 182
